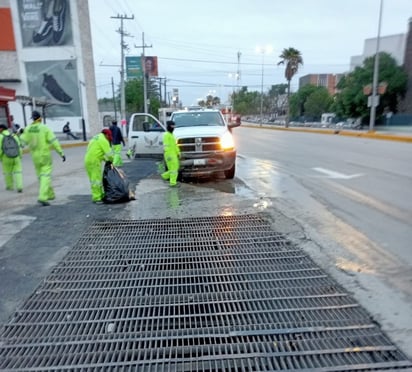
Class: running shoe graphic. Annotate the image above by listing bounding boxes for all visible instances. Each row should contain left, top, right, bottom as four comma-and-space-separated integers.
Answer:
32, 18, 53, 45
42, 73, 73, 105
32, 0, 54, 45
52, 0, 67, 44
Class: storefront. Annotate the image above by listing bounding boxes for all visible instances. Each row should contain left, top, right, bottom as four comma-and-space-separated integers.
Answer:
0, 86, 16, 128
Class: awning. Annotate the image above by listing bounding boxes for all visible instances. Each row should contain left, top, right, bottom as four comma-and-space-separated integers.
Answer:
0, 86, 16, 101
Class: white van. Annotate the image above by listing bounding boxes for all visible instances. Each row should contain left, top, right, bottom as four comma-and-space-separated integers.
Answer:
127, 109, 240, 179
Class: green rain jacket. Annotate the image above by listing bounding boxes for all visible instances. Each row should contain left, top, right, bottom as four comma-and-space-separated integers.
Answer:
163, 131, 180, 157
84, 133, 114, 164
20, 121, 64, 160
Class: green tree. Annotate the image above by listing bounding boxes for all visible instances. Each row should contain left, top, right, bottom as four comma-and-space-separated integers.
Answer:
233, 87, 260, 115
124, 78, 161, 117
198, 94, 221, 107
277, 47, 303, 127
289, 85, 333, 121
304, 87, 333, 120
268, 84, 288, 116
268, 84, 287, 96
125, 79, 144, 114
289, 84, 318, 118
334, 52, 407, 122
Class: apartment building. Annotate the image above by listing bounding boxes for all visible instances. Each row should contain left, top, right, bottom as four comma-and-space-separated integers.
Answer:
299, 74, 344, 96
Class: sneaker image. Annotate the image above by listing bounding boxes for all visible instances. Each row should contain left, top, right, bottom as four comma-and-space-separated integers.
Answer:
32, 0, 54, 45
32, 18, 53, 45
42, 73, 73, 105
52, 0, 67, 44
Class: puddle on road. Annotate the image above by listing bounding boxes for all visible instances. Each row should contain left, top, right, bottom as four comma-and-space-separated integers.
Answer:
183, 175, 255, 196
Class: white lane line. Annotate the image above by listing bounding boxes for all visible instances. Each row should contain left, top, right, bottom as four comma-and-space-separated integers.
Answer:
312, 167, 363, 179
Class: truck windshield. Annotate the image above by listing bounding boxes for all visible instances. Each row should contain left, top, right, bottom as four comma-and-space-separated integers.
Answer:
172, 112, 225, 127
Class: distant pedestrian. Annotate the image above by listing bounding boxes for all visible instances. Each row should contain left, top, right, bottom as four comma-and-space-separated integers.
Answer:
19, 110, 66, 206
84, 128, 114, 204
62, 122, 79, 140
0, 124, 23, 192
10, 115, 20, 134
109, 120, 125, 166
161, 120, 180, 187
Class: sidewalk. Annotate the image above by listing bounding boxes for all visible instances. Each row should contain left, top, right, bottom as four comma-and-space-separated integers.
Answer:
242, 122, 412, 143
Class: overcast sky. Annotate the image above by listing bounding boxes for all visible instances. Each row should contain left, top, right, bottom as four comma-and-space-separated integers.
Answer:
88, 0, 411, 106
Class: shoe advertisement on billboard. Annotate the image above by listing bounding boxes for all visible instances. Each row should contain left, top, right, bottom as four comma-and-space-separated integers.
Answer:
17, 0, 72, 47
25, 59, 80, 117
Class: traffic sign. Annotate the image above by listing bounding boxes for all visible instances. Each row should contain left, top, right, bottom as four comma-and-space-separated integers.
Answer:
367, 95, 380, 107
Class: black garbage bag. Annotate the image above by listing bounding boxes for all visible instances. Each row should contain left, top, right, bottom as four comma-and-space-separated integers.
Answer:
103, 162, 135, 203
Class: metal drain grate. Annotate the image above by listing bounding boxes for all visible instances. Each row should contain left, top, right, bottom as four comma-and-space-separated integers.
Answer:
1, 214, 411, 371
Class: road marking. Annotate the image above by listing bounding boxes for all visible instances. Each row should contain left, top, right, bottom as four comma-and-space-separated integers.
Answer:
312, 167, 363, 179
0, 214, 36, 250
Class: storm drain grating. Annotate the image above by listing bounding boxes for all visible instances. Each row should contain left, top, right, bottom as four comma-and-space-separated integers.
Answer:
1, 214, 411, 371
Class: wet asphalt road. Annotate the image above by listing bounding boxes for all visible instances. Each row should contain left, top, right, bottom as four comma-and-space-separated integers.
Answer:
1, 133, 412, 359
0, 157, 157, 324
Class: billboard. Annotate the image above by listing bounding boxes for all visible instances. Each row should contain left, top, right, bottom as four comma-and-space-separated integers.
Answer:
126, 56, 143, 80
25, 59, 80, 117
3, 0, 99, 134
144, 56, 158, 77
126, 56, 158, 79
17, 0, 73, 47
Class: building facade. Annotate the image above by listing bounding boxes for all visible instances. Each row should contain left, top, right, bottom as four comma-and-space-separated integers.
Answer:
350, 34, 406, 71
0, 0, 99, 135
299, 74, 344, 96
400, 18, 412, 114
349, 18, 412, 114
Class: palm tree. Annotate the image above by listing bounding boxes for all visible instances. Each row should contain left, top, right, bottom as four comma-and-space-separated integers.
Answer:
278, 47, 303, 127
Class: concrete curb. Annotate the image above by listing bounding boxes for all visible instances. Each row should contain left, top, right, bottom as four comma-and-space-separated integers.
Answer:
241, 124, 412, 143
337, 130, 412, 143
21, 140, 89, 154
60, 141, 89, 149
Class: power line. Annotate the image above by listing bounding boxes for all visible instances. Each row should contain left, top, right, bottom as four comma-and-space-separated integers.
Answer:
134, 33, 152, 113
111, 13, 134, 129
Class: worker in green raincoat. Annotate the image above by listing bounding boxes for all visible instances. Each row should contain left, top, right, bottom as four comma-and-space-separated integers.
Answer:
161, 120, 180, 186
20, 111, 66, 206
0, 124, 23, 192
84, 128, 114, 203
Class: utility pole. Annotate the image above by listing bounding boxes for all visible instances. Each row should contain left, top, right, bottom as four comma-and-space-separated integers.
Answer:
157, 77, 163, 106
111, 77, 117, 121
156, 77, 167, 106
236, 51, 241, 91
135, 33, 152, 113
111, 13, 134, 134
164, 79, 167, 105
369, 0, 383, 132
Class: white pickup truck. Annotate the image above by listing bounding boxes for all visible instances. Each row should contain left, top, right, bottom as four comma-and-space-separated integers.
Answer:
127, 108, 241, 179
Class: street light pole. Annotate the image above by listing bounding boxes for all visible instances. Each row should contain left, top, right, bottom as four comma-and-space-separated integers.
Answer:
228, 72, 238, 107
260, 52, 264, 126
256, 46, 272, 127
369, 0, 384, 132
78, 80, 87, 141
